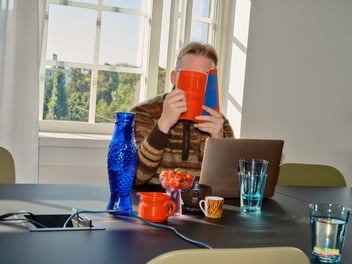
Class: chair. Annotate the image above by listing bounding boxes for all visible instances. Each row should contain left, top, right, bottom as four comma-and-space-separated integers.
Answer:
0, 146, 15, 183
147, 247, 310, 264
277, 163, 346, 187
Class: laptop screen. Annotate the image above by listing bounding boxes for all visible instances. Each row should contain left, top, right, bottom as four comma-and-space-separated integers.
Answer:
199, 138, 284, 198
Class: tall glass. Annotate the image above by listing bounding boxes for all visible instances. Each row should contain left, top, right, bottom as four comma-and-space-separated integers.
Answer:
238, 159, 268, 213
310, 203, 350, 263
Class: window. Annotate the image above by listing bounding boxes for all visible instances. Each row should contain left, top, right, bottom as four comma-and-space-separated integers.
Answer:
39, 0, 219, 134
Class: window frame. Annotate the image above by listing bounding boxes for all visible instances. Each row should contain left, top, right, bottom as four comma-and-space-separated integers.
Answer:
39, 0, 221, 135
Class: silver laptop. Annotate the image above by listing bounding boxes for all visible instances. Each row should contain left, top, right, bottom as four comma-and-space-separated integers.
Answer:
199, 138, 284, 198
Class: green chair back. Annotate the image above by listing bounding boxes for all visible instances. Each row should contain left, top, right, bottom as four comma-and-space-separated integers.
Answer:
0, 146, 15, 183
277, 163, 346, 187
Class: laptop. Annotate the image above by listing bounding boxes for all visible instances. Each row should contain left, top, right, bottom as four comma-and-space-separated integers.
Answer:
199, 138, 284, 198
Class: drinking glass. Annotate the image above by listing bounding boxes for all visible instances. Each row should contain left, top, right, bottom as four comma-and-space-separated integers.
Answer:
238, 159, 268, 213
310, 203, 351, 263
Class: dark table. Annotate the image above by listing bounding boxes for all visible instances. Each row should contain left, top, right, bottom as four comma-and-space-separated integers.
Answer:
0, 184, 351, 263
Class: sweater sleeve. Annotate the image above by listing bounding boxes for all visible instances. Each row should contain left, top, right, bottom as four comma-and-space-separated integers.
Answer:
130, 101, 169, 185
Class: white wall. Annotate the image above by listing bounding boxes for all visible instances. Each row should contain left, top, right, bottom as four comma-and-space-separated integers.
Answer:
38, 133, 110, 184
0, 1, 41, 183
224, 0, 251, 137
239, 0, 352, 185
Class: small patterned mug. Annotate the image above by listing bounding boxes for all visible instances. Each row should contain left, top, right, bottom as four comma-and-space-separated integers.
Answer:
199, 196, 224, 218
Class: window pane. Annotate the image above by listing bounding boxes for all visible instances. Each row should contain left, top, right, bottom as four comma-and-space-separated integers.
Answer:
191, 21, 208, 42
43, 67, 91, 121
158, 0, 171, 94
96, 71, 140, 123
192, 0, 210, 17
159, 0, 170, 70
102, 0, 146, 10
99, 12, 144, 66
46, 5, 96, 63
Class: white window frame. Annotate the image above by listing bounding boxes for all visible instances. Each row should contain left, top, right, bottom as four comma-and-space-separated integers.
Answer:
39, 0, 223, 135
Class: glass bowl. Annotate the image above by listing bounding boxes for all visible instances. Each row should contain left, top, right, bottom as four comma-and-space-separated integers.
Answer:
159, 169, 195, 215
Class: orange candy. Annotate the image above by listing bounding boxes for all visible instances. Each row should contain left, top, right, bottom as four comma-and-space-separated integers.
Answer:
159, 169, 194, 191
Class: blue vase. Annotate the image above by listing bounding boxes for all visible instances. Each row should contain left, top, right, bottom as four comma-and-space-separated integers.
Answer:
107, 112, 138, 215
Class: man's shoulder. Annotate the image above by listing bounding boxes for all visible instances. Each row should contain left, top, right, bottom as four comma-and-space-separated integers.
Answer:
130, 93, 166, 116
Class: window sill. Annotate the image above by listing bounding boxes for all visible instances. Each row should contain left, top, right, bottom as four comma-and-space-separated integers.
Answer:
39, 132, 111, 148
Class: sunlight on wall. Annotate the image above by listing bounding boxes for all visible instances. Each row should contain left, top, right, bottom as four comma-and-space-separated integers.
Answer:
226, 0, 251, 137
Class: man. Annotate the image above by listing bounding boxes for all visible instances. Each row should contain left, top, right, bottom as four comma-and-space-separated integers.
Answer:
130, 42, 234, 185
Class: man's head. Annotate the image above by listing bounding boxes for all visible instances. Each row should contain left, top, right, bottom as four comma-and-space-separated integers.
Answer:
171, 42, 218, 86
175, 42, 218, 70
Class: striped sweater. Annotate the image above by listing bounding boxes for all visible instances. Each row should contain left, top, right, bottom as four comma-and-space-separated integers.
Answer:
130, 93, 234, 185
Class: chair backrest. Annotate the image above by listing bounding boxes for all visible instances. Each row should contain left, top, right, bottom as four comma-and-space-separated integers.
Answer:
277, 163, 346, 187
147, 247, 310, 264
0, 146, 15, 183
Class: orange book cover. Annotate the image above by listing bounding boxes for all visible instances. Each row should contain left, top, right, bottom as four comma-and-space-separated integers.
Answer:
177, 69, 219, 123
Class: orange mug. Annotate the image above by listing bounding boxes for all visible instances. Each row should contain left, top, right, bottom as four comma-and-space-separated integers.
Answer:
137, 192, 176, 222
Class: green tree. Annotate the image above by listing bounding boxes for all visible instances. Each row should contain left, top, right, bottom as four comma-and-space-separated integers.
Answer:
43, 75, 53, 119
97, 69, 119, 105
42, 65, 167, 123
95, 70, 120, 123
95, 99, 114, 123
45, 69, 68, 120
157, 66, 166, 94
66, 68, 90, 121
110, 72, 139, 111
95, 69, 139, 123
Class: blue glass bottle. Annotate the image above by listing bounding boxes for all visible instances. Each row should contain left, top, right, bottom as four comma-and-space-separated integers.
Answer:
107, 112, 138, 215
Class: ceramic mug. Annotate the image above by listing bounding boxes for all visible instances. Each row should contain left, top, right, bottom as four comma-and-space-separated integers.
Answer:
137, 192, 176, 222
199, 196, 224, 218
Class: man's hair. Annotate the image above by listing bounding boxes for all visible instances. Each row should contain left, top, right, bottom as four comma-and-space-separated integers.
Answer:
175, 41, 218, 70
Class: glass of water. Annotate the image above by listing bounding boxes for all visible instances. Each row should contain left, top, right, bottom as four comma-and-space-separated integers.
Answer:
310, 203, 351, 263
238, 159, 268, 213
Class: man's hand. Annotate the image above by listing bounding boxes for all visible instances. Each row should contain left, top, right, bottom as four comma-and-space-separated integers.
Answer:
194, 105, 224, 138
158, 88, 187, 133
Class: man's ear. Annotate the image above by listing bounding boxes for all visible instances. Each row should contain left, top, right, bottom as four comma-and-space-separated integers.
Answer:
170, 70, 177, 85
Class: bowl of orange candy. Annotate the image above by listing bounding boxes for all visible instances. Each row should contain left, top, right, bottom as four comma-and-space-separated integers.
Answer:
159, 168, 195, 215
159, 168, 195, 192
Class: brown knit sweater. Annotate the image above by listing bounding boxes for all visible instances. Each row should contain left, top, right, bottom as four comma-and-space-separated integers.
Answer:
130, 93, 234, 185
